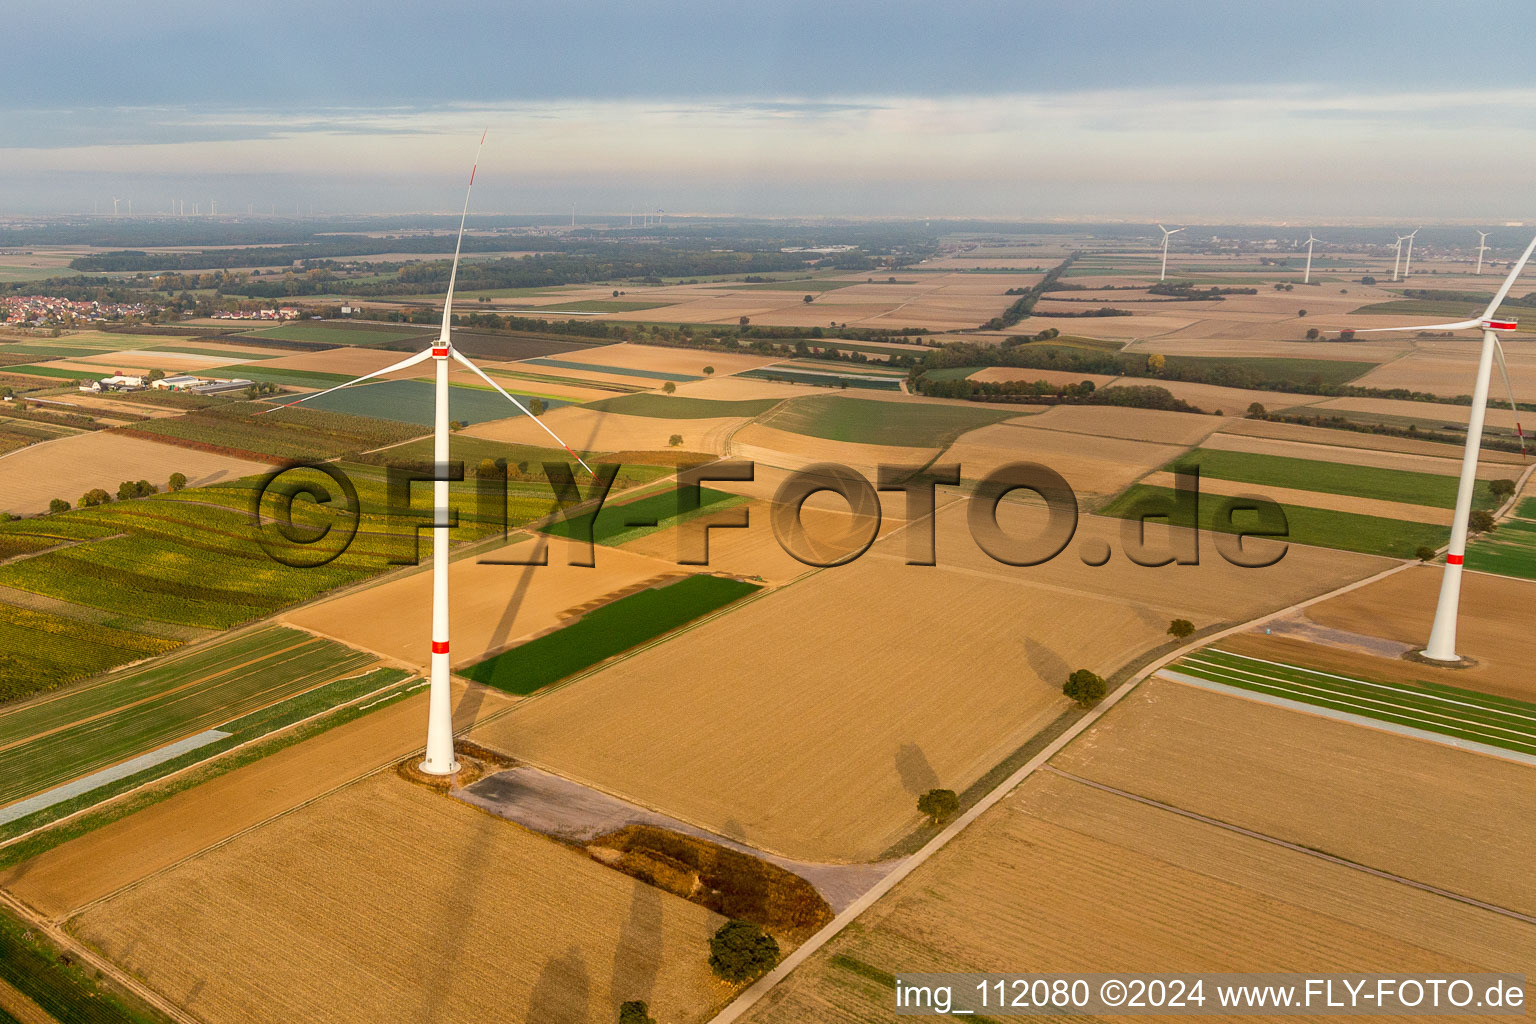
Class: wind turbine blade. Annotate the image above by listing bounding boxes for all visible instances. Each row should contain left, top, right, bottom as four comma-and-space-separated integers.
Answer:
1479, 230, 1536, 321
439, 129, 488, 344
1492, 337, 1527, 457
254, 348, 434, 415
450, 349, 594, 474
1349, 320, 1483, 335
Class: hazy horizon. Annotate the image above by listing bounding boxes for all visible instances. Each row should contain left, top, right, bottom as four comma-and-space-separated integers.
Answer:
6, 1, 1535, 220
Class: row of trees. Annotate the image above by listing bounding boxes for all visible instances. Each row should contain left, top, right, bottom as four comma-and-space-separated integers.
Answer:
68, 473, 186, 512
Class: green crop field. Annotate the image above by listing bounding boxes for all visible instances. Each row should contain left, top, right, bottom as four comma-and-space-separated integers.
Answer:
581, 393, 780, 419
1099, 483, 1446, 558
220, 363, 356, 388
0, 626, 375, 809
1465, 499, 1536, 580
288, 378, 569, 426
123, 400, 424, 459
1169, 648, 1536, 757
464, 574, 759, 694
0, 364, 92, 380
0, 602, 182, 698
739, 366, 903, 391
757, 393, 1015, 447
542, 483, 744, 546
238, 323, 428, 345
1168, 448, 1499, 511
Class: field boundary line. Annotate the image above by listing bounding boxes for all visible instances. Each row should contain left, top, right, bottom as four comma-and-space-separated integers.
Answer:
1042, 765, 1536, 925
0, 669, 414, 858
704, 555, 1415, 1024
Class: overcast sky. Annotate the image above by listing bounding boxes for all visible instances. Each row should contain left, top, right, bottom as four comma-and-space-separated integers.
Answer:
5, 0, 1535, 220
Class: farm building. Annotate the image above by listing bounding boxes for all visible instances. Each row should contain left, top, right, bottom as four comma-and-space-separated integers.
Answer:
81, 375, 147, 392
152, 375, 203, 391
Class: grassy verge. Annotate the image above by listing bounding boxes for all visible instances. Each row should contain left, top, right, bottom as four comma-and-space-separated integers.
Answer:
0, 669, 415, 866
464, 574, 759, 695
1100, 483, 1445, 558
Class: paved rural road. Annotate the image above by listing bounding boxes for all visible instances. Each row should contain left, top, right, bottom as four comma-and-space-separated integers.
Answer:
703, 554, 1423, 1024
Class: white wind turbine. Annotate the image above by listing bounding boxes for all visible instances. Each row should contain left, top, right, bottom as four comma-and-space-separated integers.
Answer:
258, 132, 592, 774
1346, 231, 1536, 663
1157, 224, 1183, 281
1476, 230, 1490, 275
1302, 233, 1320, 284
1392, 233, 1409, 281
1403, 226, 1421, 279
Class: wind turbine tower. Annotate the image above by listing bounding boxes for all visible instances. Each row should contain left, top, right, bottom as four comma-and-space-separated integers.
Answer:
1157, 224, 1184, 281
1347, 232, 1536, 662
112, 197, 120, 217
1303, 233, 1319, 284
1476, 231, 1490, 275
254, 133, 592, 774
1392, 234, 1408, 281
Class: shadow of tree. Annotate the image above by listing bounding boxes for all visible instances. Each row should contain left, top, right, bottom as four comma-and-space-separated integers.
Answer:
894, 742, 940, 795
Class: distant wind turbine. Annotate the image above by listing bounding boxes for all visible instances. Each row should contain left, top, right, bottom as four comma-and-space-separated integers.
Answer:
1157, 224, 1183, 281
1345, 231, 1536, 662
1476, 230, 1490, 275
1392, 234, 1408, 281
1403, 227, 1421, 279
1302, 233, 1319, 284
111, 197, 120, 217
256, 132, 592, 775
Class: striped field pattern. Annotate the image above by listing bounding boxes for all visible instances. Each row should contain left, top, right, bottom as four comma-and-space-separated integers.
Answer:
1167, 648, 1536, 758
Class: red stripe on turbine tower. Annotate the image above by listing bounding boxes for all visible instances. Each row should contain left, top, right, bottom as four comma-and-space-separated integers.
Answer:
1447, 554, 1465, 565
432, 640, 449, 654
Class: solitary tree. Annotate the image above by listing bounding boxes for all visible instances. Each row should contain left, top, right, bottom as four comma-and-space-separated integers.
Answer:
1415, 545, 1437, 561
1063, 668, 1107, 708
917, 788, 959, 825
1167, 618, 1195, 640
168, 472, 187, 492
1146, 353, 1167, 374
1490, 478, 1517, 500
612, 290, 620, 298
48, 498, 70, 514
1297, 309, 1308, 317
668, 433, 684, 447
1469, 509, 1497, 533
702, 365, 715, 376
662, 381, 677, 394
738, 316, 750, 327
1246, 402, 1266, 419
802, 294, 814, 304
449, 420, 465, 432
618, 1002, 657, 1024
529, 398, 546, 416
1305, 327, 1320, 340
708, 920, 779, 983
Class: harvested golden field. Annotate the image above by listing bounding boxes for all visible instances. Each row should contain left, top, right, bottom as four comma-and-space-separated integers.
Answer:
1221, 415, 1528, 465
1022, 312, 1197, 338
672, 376, 807, 402
1134, 334, 1409, 361
728, 423, 940, 474
1354, 342, 1536, 402
1131, 378, 1332, 415
1302, 565, 1536, 700
560, 343, 775, 377
741, 770, 1536, 1023
283, 539, 681, 670
1055, 678, 1536, 915
2, 678, 514, 919
1140, 470, 1451, 524
66, 349, 247, 371
38, 393, 183, 419
466, 406, 745, 454
0, 432, 271, 516
1201, 428, 1515, 478
1024, 404, 1224, 445
473, 501, 1383, 864
1315, 394, 1528, 432
942, 420, 1185, 504
69, 772, 727, 1024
